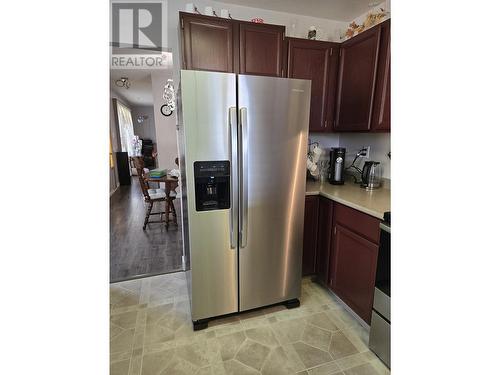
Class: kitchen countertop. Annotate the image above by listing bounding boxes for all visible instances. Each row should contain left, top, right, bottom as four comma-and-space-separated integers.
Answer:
305, 180, 390, 220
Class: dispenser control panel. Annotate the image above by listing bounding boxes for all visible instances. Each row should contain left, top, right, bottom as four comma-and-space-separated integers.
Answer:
193, 161, 230, 211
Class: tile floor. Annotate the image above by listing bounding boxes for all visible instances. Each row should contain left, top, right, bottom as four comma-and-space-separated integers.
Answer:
110, 272, 390, 375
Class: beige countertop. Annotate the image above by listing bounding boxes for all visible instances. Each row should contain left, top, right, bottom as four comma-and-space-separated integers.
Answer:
306, 180, 390, 220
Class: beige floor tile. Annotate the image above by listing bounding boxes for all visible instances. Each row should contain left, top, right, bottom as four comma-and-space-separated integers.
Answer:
109, 274, 390, 375
111, 286, 140, 311
146, 303, 174, 326
329, 331, 359, 360
110, 349, 132, 363
270, 317, 306, 345
261, 346, 295, 375
111, 328, 135, 354
111, 310, 138, 330
235, 339, 271, 371
305, 312, 340, 332
335, 351, 378, 370
292, 341, 333, 369
217, 331, 246, 360
223, 359, 260, 375
302, 323, 333, 352
344, 362, 379, 375
325, 308, 363, 330
213, 321, 244, 337
110, 358, 130, 375
110, 323, 125, 340
176, 339, 221, 368
141, 348, 175, 375
307, 361, 342, 375
281, 343, 307, 372
128, 353, 143, 375
341, 327, 369, 353
144, 323, 175, 346
245, 326, 280, 348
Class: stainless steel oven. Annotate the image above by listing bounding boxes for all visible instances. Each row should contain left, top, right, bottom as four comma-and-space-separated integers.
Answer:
369, 212, 390, 367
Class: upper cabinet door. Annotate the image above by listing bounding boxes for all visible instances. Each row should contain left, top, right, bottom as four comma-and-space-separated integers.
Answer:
334, 26, 381, 131
180, 12, 235, 73
371, 20, 391, 132
286, 38, 340, 132
239, 22, 285, 77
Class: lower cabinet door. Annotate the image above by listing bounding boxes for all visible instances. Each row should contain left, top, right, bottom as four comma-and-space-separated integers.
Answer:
302, 196, 319, 275
316, 197, 334, 284
329, 224, 379, 323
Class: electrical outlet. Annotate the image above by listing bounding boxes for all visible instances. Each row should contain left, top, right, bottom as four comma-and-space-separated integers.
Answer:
360, 146, 371, 159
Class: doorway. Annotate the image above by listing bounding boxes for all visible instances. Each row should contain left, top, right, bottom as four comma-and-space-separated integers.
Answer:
109, 52, 183, 282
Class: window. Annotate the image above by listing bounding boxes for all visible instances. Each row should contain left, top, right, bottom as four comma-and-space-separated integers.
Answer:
116, 100, 135, 154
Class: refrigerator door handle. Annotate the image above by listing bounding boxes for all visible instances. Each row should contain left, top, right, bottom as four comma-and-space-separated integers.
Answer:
229, 106, 238, 249
239, 107, 248, 248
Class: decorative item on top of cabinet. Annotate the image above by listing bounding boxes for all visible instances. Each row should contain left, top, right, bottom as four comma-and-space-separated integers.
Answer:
302, 196, 319, 275
180, 12, 235, 73
238, 21, 285, 77
334, 25, 381, 131
285, 38, 339, 132
371, 19, 390, 132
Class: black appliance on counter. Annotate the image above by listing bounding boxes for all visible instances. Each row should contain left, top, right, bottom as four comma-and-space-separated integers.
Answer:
369, 211, 391, 368
329, 147, 346, 185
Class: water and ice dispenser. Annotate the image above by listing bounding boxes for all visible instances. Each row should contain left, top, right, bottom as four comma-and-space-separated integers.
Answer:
194, 161, 230, 211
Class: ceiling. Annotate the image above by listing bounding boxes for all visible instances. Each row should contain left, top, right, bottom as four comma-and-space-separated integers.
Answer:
110, 70, 153, 106
213, 0, 383, 22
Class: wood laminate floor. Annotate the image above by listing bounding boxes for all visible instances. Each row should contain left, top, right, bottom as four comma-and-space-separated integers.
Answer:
110, 177, 183, 283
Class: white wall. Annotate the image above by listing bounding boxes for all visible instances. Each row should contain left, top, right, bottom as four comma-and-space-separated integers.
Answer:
131, 105, 156, 143
339, 133, 391, 179
167, 0, 349, 84
151, 68, 178, 172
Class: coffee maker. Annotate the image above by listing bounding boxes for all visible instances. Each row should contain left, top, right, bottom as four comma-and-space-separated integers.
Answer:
329, 148, 346, 185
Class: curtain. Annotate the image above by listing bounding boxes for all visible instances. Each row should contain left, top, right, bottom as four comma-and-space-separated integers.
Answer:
116, 101, 135, 154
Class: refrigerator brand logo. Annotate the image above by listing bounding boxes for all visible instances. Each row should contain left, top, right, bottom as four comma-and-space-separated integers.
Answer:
111, 2, 167, 69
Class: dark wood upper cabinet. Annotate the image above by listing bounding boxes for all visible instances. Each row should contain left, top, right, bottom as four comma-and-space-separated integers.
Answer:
302, 196, 319, 276
315, 197, 334, 285
285, 38, 340, 132
239, 22, 285, 77
180, 12, 235, 73
329, 223, 379, 323
371, 20, 391, 132
334, 26, 381, 131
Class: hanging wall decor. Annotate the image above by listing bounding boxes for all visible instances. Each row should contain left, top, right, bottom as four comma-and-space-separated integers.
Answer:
160, 79, 175, 117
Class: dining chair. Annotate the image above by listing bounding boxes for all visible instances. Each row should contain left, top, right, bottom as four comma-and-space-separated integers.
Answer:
137, 172, 168, 230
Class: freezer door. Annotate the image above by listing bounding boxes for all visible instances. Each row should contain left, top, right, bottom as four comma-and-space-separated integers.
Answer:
238, 75, 311, 311
180, 70, 239, 320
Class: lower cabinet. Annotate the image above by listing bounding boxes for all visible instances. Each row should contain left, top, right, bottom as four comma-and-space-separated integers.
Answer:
329, 223, 379, 323
315, 197, 334, 284
302, 196, 319, 275
304, 196, 381, 324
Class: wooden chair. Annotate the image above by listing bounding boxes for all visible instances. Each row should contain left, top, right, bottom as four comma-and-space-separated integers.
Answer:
131, 156, 169, 229
137, 173, 169, 230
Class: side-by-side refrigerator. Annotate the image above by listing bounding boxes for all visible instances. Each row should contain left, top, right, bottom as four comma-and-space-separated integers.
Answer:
178, 70, 311, 329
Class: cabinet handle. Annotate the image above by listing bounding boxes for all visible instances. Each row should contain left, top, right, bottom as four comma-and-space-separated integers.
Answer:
324, 120, 327, 128
329, 48, 333, 56
334, 226, 337, 235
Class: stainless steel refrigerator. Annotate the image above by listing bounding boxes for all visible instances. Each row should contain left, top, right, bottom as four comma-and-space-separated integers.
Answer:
178, 70, 311, 330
